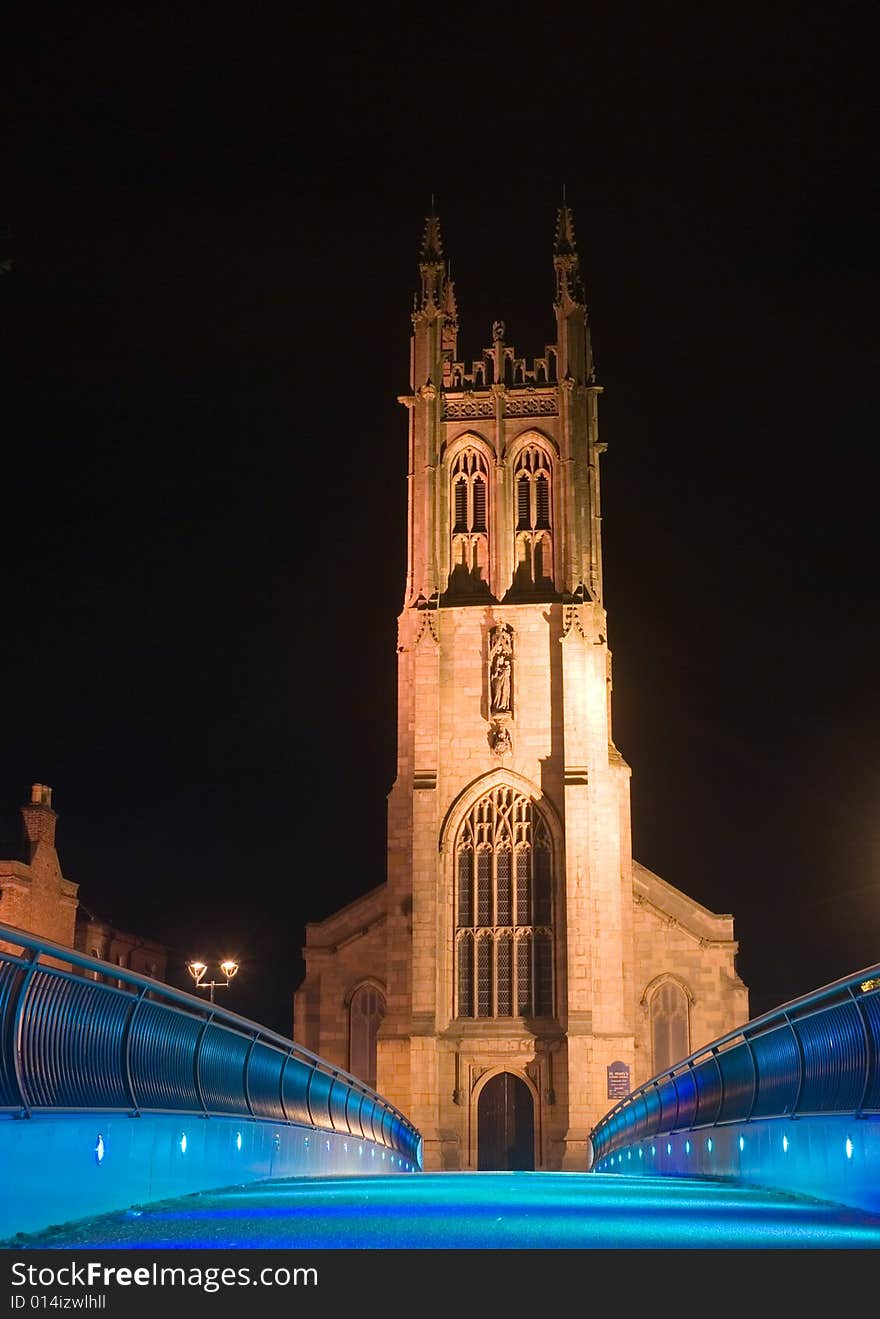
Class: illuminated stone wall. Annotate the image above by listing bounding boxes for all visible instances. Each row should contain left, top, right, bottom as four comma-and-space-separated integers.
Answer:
0, 783, 169, 982
0, 784, 78, 965
294, 883, 388, 1081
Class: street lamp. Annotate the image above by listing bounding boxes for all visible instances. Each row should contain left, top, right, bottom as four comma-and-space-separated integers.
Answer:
187, 957, 239, 1003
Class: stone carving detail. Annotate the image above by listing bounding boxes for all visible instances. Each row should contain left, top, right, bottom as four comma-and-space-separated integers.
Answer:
561, 606, 588, 640
504, 394, 558, 417
414, 611, 440, 646
488, 624, 513, 715
443, 398, 496, 420
489, 722, 512, 757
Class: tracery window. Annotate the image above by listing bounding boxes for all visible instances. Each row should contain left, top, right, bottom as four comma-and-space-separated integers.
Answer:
513, 445, 553, 591
450, 448, 490, 592
455, 786, 554, 1019
649, 980, 690, 1076
349, 982, 385, 1089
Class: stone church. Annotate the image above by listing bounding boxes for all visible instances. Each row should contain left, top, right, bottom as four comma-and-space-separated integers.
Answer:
293, 208, 749, 1171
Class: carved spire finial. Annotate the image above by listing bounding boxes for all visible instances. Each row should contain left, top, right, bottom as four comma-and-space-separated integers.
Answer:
421, 212, 443, 266
441, 262, 459, 354
418, 209, 446, 315
553, 204, 583, 303
442, 262, 458, 324
553, 203, 595, 382
418, 210, 458, 343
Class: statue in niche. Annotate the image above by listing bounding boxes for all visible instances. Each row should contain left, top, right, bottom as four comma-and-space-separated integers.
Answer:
489, 625, 513, 715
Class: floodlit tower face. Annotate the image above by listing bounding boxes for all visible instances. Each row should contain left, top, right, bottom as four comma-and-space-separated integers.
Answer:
400, 208, 605, 612
294, 206, 747, 1174
383, 209, 633, 1173
295, 203, 749, 1165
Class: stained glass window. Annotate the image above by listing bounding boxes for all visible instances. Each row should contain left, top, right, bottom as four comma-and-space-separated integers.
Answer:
454, 787, 554, 1019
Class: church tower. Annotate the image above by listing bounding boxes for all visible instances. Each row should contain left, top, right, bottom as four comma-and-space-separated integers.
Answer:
294, 209, 748, 1171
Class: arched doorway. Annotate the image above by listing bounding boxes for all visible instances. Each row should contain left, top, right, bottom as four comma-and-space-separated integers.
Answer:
477, 1071, 535, 1170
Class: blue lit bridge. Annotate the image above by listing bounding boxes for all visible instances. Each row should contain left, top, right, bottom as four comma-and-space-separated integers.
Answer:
2, 923, 880, 1250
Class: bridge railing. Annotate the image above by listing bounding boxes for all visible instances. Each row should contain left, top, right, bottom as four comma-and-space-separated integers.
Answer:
590, 964, 880, 1166
0, 922, 422, 1169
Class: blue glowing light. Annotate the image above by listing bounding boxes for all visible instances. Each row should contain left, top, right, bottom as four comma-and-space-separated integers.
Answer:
846, 1137, 853, 1160
95, 1135, 104, 1164
739, 1135, 745, 1152
235, 1132, 242, 1151
179, 1132, 187, 1154
666, 1142, 672, 1155
706, 1138, 713, 1153
685, 1140, 691, 1155
28, 1170, 880, 1250
782, 1135, 789, 1153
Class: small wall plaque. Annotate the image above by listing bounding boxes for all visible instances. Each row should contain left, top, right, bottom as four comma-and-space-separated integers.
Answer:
607, 1060, 631, 1099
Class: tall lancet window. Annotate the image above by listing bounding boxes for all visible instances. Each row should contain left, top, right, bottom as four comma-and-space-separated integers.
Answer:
349, 983, 385, 1089
455, 786, 554, 1019
449, 448, 490, 595
649, 980, 690, 1077
513, 445, 554, 593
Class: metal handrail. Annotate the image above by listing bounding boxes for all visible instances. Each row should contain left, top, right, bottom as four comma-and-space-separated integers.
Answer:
0, 921, 421, 1168
590, 962, 880, 1165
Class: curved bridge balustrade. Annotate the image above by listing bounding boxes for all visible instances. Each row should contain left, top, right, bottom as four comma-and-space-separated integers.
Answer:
0, 922, 420, 1163
589, 964, 880, 1215
0, 922, 422, 1240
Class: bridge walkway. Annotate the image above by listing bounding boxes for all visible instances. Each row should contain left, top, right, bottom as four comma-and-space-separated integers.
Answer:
11, 1170, 880, 1251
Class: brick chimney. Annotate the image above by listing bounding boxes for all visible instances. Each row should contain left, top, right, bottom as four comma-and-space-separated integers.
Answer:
21, 783, 57, 850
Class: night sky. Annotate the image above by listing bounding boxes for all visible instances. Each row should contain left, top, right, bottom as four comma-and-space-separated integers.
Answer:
4, 6, 877, 1039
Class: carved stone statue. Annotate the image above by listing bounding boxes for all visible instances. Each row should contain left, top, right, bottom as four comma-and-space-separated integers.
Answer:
489, 625, 513, 714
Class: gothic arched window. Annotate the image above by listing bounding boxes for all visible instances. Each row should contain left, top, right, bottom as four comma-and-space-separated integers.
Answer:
513, 445, 553, 593
349, 982, 385, 1089
455, 786, 554, 1019
450, 448, 490, 593
649, 980, 690, 1076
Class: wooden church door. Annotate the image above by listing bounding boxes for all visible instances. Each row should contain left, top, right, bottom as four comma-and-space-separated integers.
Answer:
477, 1072, 535, 1170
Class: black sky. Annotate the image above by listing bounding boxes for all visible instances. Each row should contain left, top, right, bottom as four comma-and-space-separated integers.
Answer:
4, 4, 878, 1037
